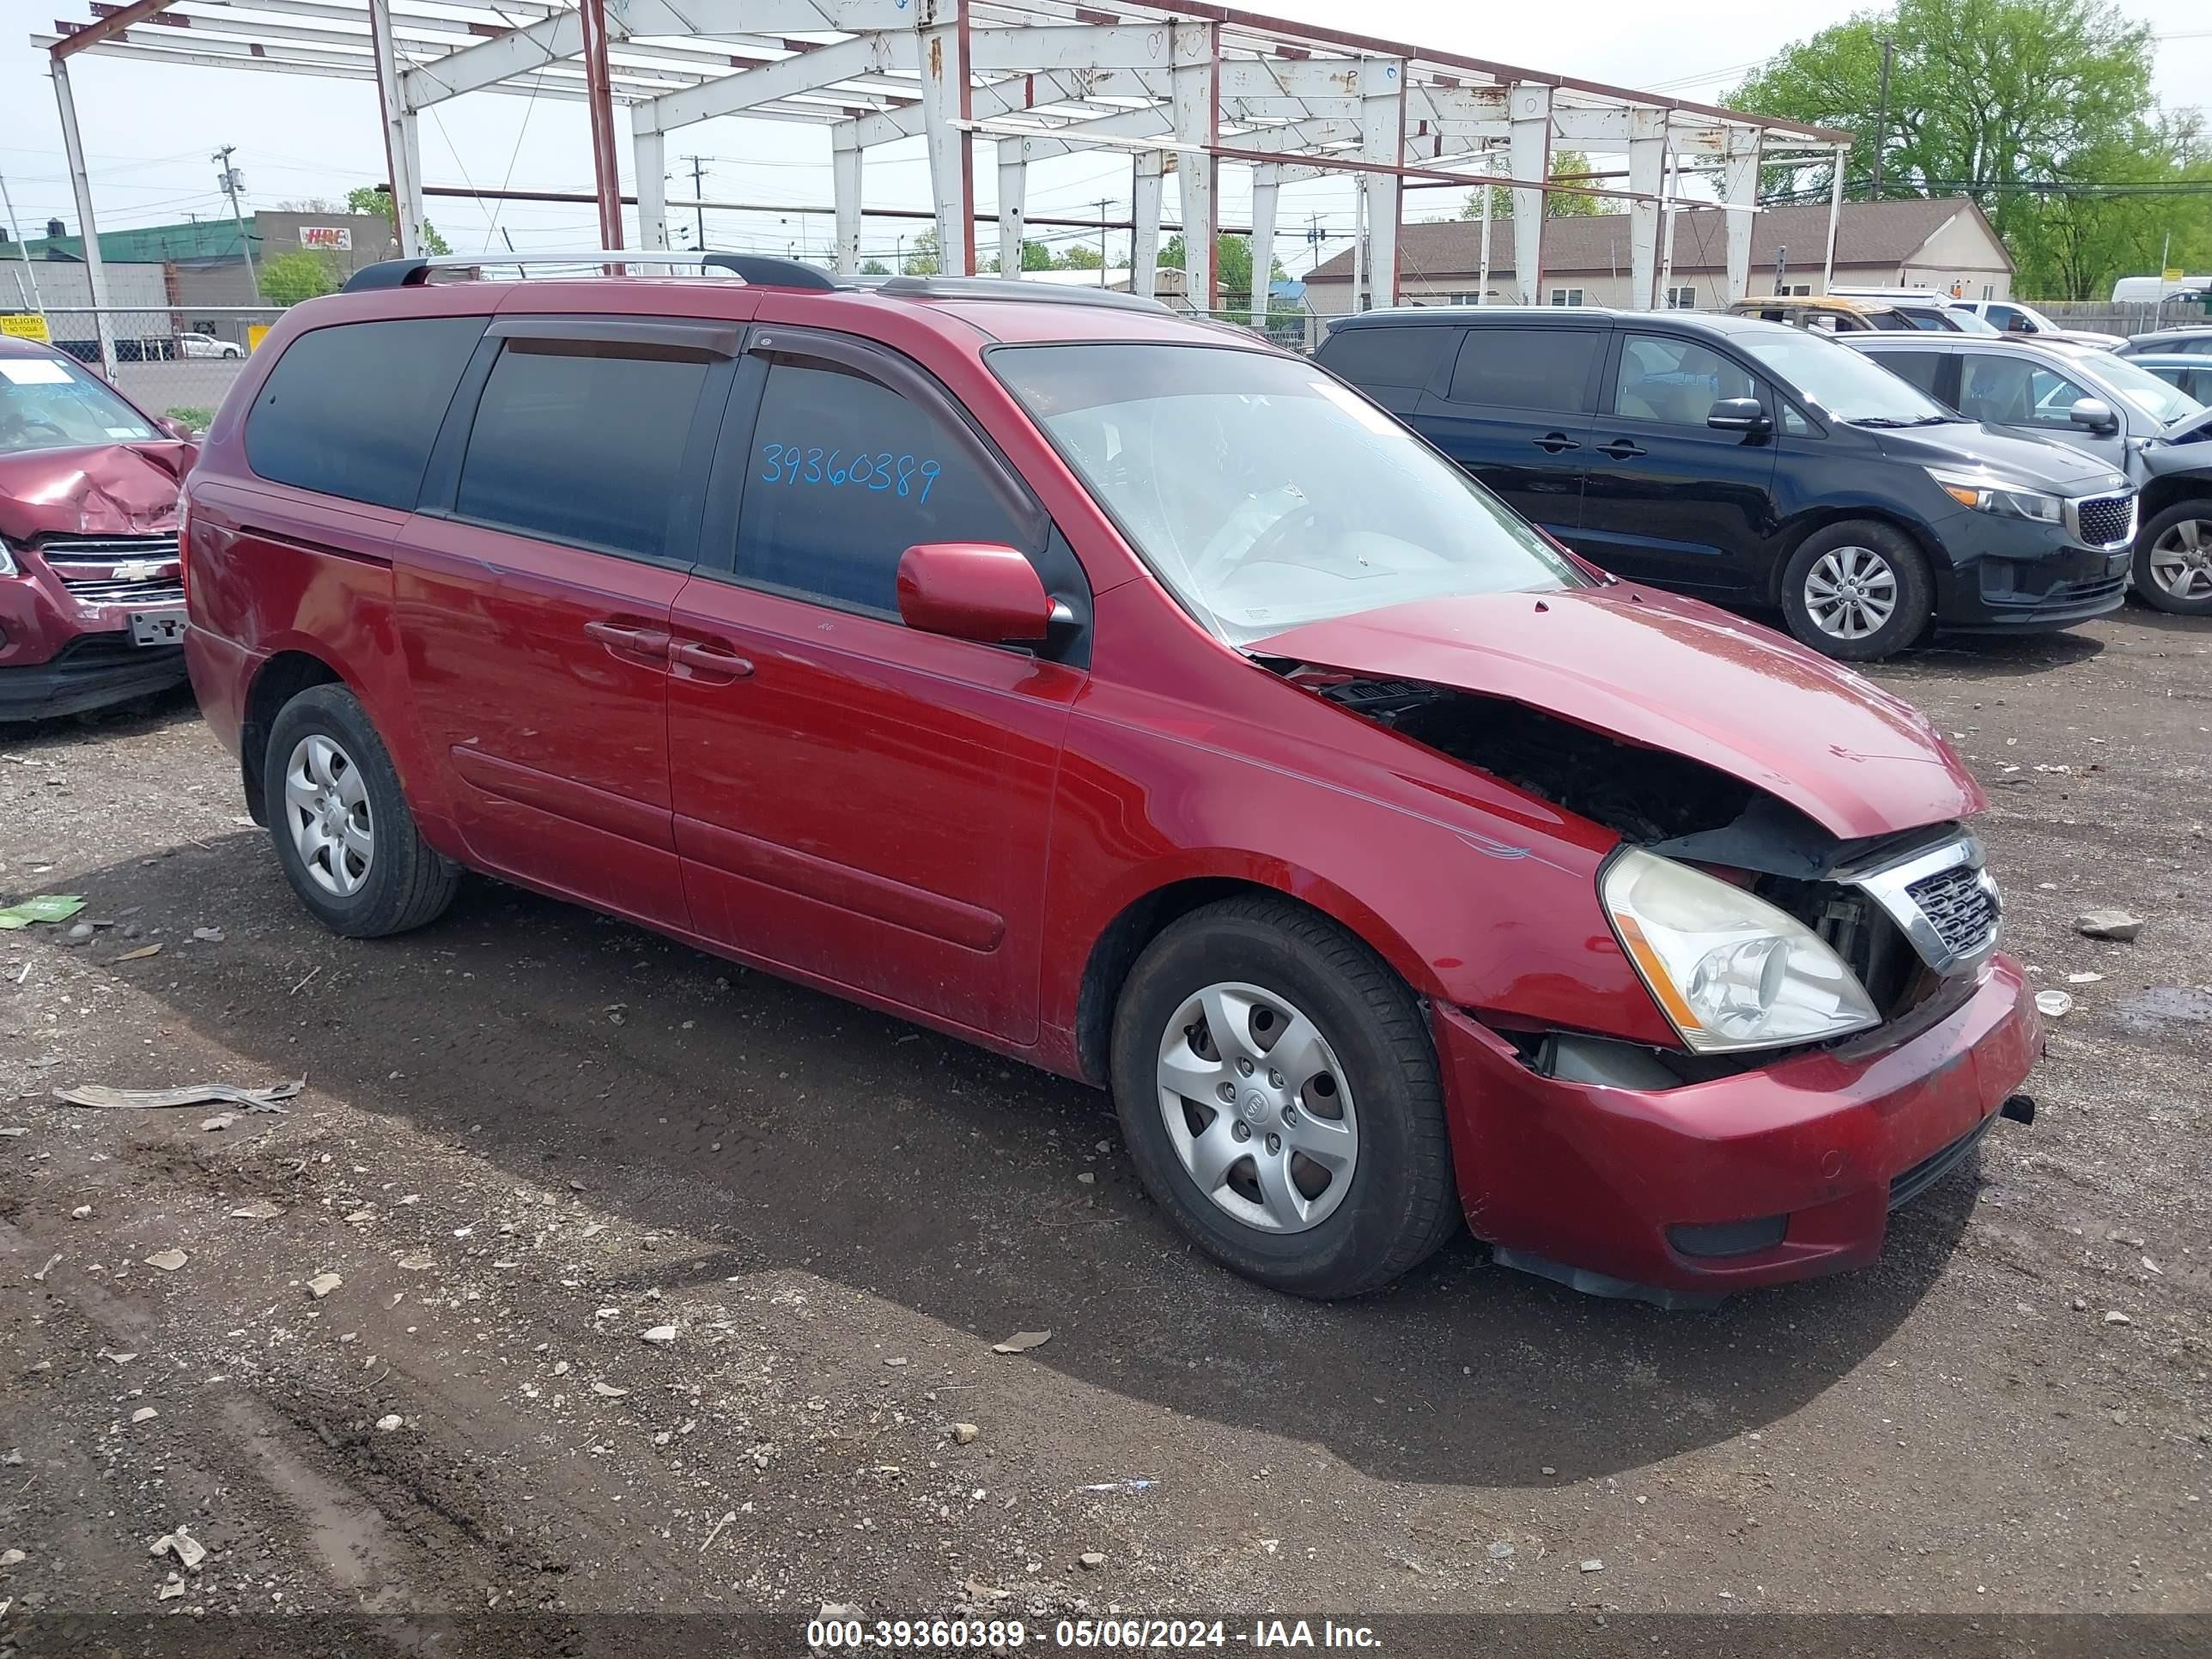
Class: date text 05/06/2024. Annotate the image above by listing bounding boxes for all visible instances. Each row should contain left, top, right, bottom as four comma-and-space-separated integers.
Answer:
804, 1617, 1382, 1650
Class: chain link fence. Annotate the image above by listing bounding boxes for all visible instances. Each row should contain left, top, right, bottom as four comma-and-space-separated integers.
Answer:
6, 305, 291, 434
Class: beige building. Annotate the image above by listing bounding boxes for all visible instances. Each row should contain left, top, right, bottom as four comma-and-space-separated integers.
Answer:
1303, 198, 2014, 316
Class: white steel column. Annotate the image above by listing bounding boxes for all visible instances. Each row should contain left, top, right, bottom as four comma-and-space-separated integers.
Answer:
832, 128, 863, 275
1170, 21, 1217, 313
1358, 59, 1405, 308
1349, 181, 1366, 314
633, 116, 669, 250
1248, 162, 1279, 325
1722, 125, 1762, 304
367, 0, 425, 258
1626, 111, 1666, 310
916, 3, 974, 276
1476, 152, 1493, 304
1657, 143, 1679, 302
1132, 150, 1164, 298
1508, 83, 1552, 306
1820, 143, 1847, 293
996, 140, 1026, 278
49, 57, 114, 377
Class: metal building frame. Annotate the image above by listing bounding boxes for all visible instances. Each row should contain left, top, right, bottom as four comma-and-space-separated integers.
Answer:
39, 0, 1853, 364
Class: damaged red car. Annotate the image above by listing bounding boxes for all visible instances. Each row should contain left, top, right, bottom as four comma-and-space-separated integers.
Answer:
0, 337, 194, 722
181, 260, 2040, 1304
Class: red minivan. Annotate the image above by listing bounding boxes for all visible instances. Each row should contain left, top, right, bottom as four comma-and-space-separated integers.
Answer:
180, 258, 2040, 1305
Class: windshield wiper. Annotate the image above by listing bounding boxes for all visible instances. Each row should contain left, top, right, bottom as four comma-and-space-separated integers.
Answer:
1848, 414, 1954, 428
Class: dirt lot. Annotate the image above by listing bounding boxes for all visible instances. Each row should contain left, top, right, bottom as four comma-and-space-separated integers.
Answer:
2, 611, 2208, 1651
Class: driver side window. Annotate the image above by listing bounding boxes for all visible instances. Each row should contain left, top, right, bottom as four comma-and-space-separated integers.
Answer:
1612, 335, 1757, 426
1958, 354, 2087, 428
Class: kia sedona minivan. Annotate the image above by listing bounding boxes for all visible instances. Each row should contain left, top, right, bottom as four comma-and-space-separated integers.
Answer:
183, 258, 2040, 1306
1318, 307, 2137, 659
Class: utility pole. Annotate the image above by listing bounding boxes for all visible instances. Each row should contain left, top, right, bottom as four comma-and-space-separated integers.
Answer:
683, 155, 707, 249
1870, 38, 1896, 200
214, 144, 260, 303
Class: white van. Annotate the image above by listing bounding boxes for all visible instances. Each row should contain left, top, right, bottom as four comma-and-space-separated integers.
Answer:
2112, 275, 2209, 304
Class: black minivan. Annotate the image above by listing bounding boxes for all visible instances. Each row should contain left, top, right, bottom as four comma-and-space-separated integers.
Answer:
1316, 307, 2139, 659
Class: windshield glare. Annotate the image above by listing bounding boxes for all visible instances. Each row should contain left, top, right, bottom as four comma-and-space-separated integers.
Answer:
990, 343, 1583, 647
0, 354, 160, 453
2083, 350, 2207, 426
1735, 327, 1955, 425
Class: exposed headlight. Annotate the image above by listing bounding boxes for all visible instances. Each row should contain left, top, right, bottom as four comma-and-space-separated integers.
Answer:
0, 538, 19, 577
1601, 848, 1881, 1054
1925, 465, 2062, 525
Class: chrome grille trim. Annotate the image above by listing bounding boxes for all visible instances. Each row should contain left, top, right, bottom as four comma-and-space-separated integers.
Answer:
1839, 834, 2002, 976
2064, 492, 2137, 551
37, 533, 184, 609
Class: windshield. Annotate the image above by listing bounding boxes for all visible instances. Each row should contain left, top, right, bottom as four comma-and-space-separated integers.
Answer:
1939, 308, 2002, 335
0, 353, 159, 453
1734, 327, 1958, 426
990, 343, 1584, 647
2083, 350, 2207, 426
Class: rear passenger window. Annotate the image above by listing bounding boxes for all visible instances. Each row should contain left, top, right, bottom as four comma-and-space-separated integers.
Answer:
1447, 329, 1601, 411
734, 360, 1026, 617
1322, 325, 1446, 395
454, 340, 711, 561
245, 317, 486, 508
1873, 350, 1945, 396
1612, 335, 1757, 424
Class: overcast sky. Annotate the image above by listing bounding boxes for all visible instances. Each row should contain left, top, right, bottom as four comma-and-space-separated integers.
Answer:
2, 0, 2206, 278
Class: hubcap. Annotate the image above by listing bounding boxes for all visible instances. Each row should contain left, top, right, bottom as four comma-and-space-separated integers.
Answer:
1155, 981, 1358, 1234
1804, 545, 1899, 640
2148, 518, 2212, 601
283, 733, 374, 898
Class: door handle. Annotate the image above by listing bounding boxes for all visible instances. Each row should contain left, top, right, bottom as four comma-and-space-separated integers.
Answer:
670, 637, 755, 681
584, 619, 672, 658
1595, 441, 1648, 460
1532, 432, 1583, 453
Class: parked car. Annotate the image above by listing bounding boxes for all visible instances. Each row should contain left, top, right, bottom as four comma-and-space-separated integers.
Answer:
1826, 288, 2003, 334
182, 257, 2042, 1307
1726, 295, 1929, 334
177, 331, 245, 360
2116, 325, 2212, 361
2128, 354, 2212, 405
1944, 298, 2122, 349
1317, 306, 2137, 659
1847, 333, 2212, 615
0, 337, 194, 720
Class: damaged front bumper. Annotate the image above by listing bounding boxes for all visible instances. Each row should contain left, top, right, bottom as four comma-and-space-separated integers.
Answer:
1433, 954, 2041, 1304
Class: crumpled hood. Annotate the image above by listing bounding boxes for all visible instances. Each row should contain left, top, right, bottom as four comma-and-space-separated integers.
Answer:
0, 441, 192, 544
1253, 585, 1983, 842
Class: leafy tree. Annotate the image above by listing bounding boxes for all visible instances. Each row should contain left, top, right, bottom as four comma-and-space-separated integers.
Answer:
860, 258, 891, 275
1056, 243, 1105, 270
259, 249, 340, 306
1725, 0, 2209, 296
344, 185, 453, 256
1018, 239, 1055, 271
1158, 234, 1288, 307
1459, 151, 1615, 220
902, 228, 940, 275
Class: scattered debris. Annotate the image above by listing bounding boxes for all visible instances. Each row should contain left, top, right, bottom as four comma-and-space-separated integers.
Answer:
143, 1249, 188, 1273
2142, 1257, 2163, 1277
1076, 1172, 1097, 1185
395, 1252, 435, 1272
884, 1355, 908, 1368
2034, 990, 2075, 1018
112, 944, 162, 963
289, 965, 322, 996
2074, 909, 2143, 943
1488, 1541, 1515, 1559
0, 1127, 25, 1139
31, 1255, 60, 1283
131, 1407, 158, 1425
1076, 1478, 1154, 1493
963, 1577, 1013, 1601
376, 1414, 404, 1432
201, 1115, 238, 1133
641, 1326, 677, 1345
953, 1423, 980, 1445
99, 1349, 135, 1364
70, 1205, 90, 1220
228, 1200, 284, 1220
2105, 1311, 2132, 1326
54, 1079, 301, 1114
0, 895, 84, 929
1079, 1552, 1106, 1571
191, 927, 225, 943
699, 1510, 736, 1553
993, 1329, 1051, 1354
1580, 1559, 1606, 1573
0, 1550, 22, 1567
158, 1574, 186, 1601
306, 1273, 343, 1300
2067, 971, 2106, 985
591, 1382, 629, 1398
149, 1528, 205, 1571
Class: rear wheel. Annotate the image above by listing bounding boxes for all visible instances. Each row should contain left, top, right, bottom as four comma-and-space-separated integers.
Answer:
2135, 501, 2212, 615
1109, 896, 1458, 1298
1778, 520, 1935, 661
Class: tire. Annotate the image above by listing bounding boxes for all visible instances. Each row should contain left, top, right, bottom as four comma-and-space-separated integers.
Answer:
1108, 895, 1458, 1298
2133, 501, 2212, 616
262, 684, 459, 938
1778, 520, 1936, 661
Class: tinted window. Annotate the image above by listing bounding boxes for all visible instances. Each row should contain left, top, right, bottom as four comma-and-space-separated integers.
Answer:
1869, 349, 1946, 396
1903, 311, 1949, 331
1612, 334, 1757, 424
246, 317, 486, 508
454, 340, 710, 560
1447, 328, 1600, 411
1321, 325, 1447, 393
735, 359, 1026, 617
1955, 354, 2088, 428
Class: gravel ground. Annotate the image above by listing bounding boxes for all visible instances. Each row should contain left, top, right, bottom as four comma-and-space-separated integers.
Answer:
1, 611, 2207, 1651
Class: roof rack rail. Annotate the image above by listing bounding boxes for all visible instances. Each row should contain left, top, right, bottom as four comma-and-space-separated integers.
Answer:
338, 250, 836, 295
877, 275, 1170, 314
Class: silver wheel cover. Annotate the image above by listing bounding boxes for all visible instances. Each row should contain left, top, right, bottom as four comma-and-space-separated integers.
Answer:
283, 733, 374, 898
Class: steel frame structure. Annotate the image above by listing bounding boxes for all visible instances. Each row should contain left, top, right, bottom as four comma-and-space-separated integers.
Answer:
39, 0, 1852, 367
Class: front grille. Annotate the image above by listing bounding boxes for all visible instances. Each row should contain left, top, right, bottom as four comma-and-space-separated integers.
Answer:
2072, 492, 2136, 549
37, 532, 184, 607
1905, 862, 1998, 959
1888, 1111, 1997, 1211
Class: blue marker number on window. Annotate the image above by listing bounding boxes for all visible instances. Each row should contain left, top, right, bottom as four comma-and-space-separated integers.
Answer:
758, 441, 945, 502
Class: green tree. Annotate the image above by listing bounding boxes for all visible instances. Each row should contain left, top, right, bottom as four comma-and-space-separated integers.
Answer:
860, 258, 891, 275
259, 249, 340, 306
1725, 0, 2208, 295
1458, 151, 1614, 220
344, 185, 453, 256
1158, 234, 1287, 307
902, 228, 940, 275
1056, 243, 1105, 270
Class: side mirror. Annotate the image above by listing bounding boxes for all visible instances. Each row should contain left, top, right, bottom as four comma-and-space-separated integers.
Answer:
156, 416, 197, 441
1707, 397, 1771, 434
896, 542, 1054, 645
2068, 397, 2120, 437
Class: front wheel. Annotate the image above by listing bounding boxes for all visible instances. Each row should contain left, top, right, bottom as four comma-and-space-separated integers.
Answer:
1109, 896, 1458, 1298
2135, 502, 2212, 615
1778, 521, 1936, 661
